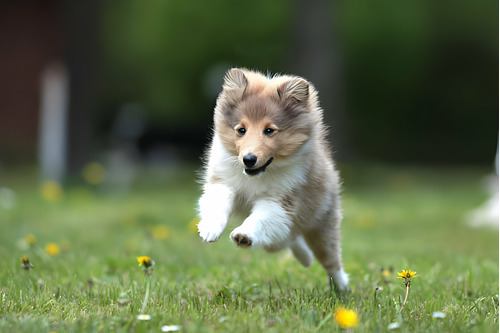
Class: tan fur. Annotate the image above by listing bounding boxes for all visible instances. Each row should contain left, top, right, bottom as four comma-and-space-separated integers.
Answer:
215, 69, 315, 166
199, 68, 349, 291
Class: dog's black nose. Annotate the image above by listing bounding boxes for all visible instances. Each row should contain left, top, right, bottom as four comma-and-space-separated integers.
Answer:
243, 154, 257, 167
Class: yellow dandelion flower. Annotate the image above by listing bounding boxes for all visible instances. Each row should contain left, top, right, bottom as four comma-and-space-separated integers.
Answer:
382, 269, 392, 278
137, 256, 152, 268
82, 162, 106, 185
24, 234, 37, 245
137, 256, 155, 278
398, 269, 417, 279
397, 269, 418, 310
40, 181, 63, 202
188, 218, 200, 233
21, 256, 34, 270
45, 243, 60, 255
334, 308, 359, 328
152, 225, 171, 240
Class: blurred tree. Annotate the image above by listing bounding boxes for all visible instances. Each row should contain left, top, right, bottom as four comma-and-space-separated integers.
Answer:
99, 0, 292, 156
290, 0, 351, 160
97, 0, 497, 165
63, 0, 101, 172
338, 0, 498, 164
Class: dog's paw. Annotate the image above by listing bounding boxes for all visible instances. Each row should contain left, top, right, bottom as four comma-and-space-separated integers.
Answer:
330, 269, 350, 293
198, 218, 225, 243
230, 231, 253, 248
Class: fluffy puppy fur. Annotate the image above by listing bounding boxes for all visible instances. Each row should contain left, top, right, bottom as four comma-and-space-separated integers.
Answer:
197, 68, 349, 291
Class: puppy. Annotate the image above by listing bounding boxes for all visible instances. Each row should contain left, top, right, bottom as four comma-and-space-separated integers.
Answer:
197, 68, 349, 291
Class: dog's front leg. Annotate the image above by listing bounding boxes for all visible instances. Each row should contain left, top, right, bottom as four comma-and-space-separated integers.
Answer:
198, 183, 234, 242
230, 200, 293, 251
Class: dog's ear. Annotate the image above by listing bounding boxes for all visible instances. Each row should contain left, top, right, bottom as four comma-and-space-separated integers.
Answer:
279, 78, 309, 105
223, 68, 248, 93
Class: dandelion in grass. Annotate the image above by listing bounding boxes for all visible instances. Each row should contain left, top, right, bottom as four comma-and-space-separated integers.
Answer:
137, 256, 155, 315
398, 269, 417, 282
24, 234, 37, 246
137, 256, 154, 273
40, 180, 63, 202
380, 266, 393, 284
398, 269, 418, 311
82, 162, 105, 185
137, 256, 151, 266
18, 234, 37, 250
152, 225, 171, 240
45, 243, 60, 255
21, 257, 34, 270
334, 308, 359, 329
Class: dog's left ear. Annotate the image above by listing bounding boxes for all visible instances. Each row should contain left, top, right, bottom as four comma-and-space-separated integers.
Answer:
221, 68, 248, 105
279, 78, 309, 105
223, 68, 248, 92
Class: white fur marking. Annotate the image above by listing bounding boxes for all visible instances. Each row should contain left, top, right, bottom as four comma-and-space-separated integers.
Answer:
230, 200, 293, 250
332, 269, 349, 292
198, 183, 234, 242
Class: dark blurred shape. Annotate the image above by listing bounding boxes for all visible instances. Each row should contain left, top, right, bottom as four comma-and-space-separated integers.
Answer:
63, 0, 100, 173
102, 103, 145, 194
0, 2, 62, 164
0, 1, 101, 177
110, 104, 146, 143
291, 0, 350, 160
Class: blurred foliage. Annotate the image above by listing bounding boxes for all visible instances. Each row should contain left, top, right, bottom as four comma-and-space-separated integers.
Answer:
338, 1, 498, 163
100, 1, 292, 134
98, 0, 497, 163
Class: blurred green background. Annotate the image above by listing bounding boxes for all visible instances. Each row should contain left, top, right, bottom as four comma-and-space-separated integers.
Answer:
0, 0, 497, 170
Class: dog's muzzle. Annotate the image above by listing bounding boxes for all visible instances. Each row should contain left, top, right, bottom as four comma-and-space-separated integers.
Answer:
244, 157, 274, 176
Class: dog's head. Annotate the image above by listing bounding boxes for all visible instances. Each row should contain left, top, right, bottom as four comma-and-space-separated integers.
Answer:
213, 68, 316, 176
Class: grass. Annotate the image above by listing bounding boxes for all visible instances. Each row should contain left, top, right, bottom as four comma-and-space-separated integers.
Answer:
0, 163, 498, 332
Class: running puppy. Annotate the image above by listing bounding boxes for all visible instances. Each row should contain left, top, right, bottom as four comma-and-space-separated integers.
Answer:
197, 68, 349, 291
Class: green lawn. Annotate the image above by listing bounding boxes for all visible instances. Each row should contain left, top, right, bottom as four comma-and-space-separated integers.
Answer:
0, 164, 498, 332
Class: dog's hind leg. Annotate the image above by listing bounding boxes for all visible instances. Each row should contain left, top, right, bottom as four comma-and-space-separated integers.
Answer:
290, 235, 314, 268
303, 224, 349, 292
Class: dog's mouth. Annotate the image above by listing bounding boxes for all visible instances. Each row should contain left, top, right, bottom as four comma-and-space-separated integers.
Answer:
244, 158, 274, 176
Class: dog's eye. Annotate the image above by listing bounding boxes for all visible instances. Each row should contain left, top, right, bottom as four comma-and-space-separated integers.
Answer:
237, 128, 246, 135
264, 128, 275, 135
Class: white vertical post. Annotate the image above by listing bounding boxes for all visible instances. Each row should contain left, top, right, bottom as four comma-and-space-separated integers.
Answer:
38, 62, 69, 182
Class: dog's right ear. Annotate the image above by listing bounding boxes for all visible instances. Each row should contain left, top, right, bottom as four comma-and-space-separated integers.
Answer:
280, 78, 309, 105
223, 68, 248, 95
